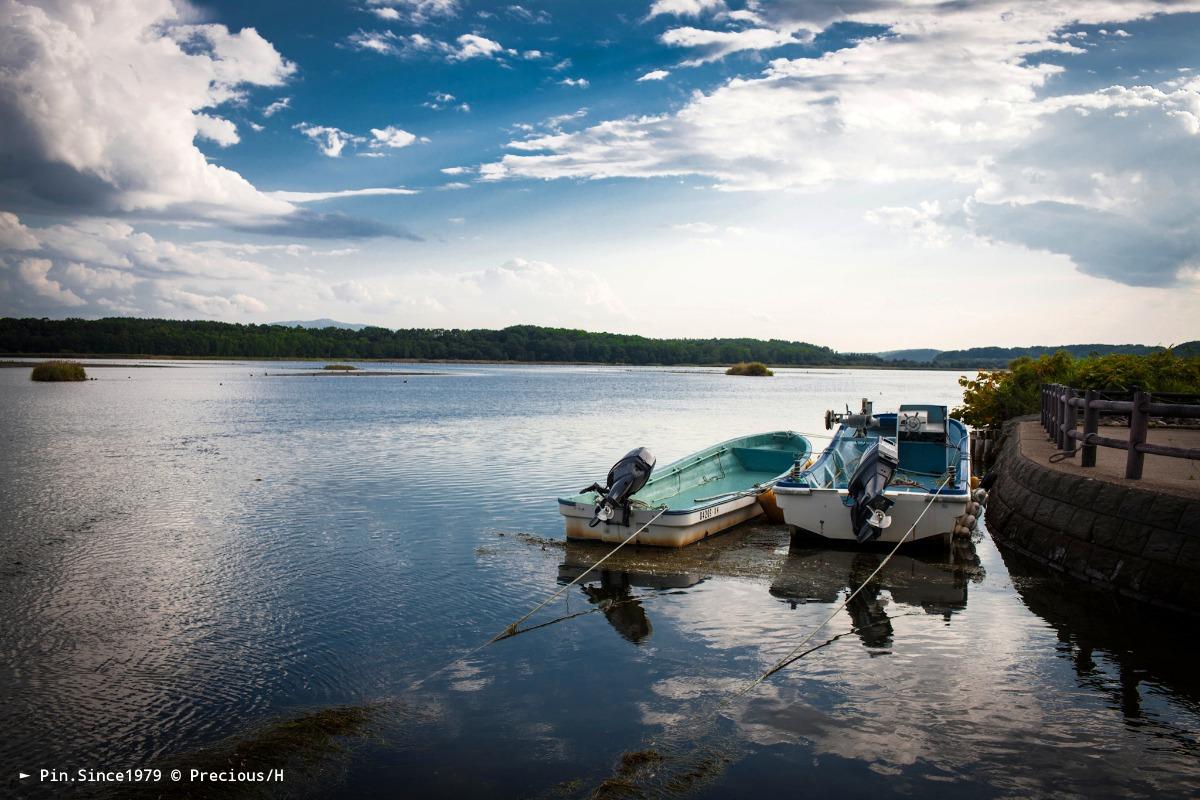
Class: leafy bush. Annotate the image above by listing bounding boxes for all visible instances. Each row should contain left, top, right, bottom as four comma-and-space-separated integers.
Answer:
30, 360, 87, 381
726, 361, 774, 376
954, 350, 1200, 427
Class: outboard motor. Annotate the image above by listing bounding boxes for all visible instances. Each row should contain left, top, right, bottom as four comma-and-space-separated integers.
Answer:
845, 438, 900, 543
581, 447, 655, 527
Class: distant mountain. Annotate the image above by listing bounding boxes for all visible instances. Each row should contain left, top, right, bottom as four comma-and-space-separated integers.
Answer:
875, 348, 942, 362
271, 318, 369, 331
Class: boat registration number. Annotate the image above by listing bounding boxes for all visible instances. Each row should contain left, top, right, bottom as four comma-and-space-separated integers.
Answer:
699, 506, 720, 521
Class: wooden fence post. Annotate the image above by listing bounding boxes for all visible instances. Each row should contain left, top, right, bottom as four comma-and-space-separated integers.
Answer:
1125, 389, 1149, 480
1051, 383, 1060, 441
1058, 387, 1069, 450
1063, 388, 1077, 455
1081, 389, 1099, 468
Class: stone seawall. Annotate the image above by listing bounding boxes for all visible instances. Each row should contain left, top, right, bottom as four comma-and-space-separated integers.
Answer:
986, 418, 1200, 615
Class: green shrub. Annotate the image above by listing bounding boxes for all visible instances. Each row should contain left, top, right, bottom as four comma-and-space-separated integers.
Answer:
954, 350, 1200, 427
726, 361, 774, 376
323, 363, 357, 371
30, 360, 87, 381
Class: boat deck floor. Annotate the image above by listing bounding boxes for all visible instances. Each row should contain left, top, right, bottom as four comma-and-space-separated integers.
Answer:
637, 469, 781, 510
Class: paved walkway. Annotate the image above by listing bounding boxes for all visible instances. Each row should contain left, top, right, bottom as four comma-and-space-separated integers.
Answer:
1017, 420, 1200, 500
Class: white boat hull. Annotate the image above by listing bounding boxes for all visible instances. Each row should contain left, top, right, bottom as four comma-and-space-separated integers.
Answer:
559, 495, 763, 548
773, 486, 968, 544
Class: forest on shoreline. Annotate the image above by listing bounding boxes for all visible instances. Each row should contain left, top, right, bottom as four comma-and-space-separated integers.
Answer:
1, 317, 1194, 369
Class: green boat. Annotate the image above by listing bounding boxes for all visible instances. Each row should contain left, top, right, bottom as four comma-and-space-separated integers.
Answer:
559, 431, 812, 547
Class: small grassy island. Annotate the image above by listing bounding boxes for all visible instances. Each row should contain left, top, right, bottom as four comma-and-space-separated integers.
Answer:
323, 364, 358, 371
726, 361, 774, 376
31, 360, 87, 381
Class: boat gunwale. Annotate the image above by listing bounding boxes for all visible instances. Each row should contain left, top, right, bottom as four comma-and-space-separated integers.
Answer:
775, 412, 970, 495
557, 429, 811, 514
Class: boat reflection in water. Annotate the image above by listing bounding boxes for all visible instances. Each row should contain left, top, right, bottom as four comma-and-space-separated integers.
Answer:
557, 545, 703, 645
770, 534, 985, 649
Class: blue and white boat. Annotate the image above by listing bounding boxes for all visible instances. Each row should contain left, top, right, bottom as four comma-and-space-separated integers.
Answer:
773, 402, 981, 545
560, 431, 812, 548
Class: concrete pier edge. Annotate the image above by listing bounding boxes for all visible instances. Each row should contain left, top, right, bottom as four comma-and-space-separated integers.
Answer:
986, 416, 1200, 616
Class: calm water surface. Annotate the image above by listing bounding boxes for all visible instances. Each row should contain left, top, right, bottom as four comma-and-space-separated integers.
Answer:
1, 362, 1197, 798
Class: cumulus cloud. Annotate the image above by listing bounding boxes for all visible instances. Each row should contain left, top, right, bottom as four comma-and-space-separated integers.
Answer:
0, 211, 423, 318
349, 29, 507, 62
660, 26, 810, 64
0, 0, 295, 221
638, 69, 671, 81
294, 124, 363, 157
0, 0, 411, 240
647, 0, 725, 19
370, 126, 419, 149
364, 0, 459, 25
481, 0, 1200, 287
17, 258, 85, 306
559, 77, 590, 88
0, 213, 283, 316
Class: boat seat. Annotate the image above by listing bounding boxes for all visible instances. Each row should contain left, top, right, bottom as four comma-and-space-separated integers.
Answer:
731, 447, 797, 474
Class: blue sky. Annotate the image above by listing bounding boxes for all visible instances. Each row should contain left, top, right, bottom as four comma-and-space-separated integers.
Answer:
1, 0, 1198, 349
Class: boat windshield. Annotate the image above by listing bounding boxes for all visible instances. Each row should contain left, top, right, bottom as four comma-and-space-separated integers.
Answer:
798, 414, 966, 492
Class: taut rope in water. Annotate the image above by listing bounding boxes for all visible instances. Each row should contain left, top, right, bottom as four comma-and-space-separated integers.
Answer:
723, 470, 955, 703
409, 506, 668, 691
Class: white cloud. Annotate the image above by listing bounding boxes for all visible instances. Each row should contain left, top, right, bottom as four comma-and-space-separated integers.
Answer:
370, 126, 419, 149
660, 26, 810, 65
865, 202, 952, 248
349, 29, 506, 62
263, 96, 291, 117
647, 0, 725, 19
266, 187, 418, 202
480, 1, 1200, 287
294, 123, 364, 157
453, 34, 504, 60
365, 0, 459, 24
441, 166, 469, 175
0, 0, 297, 221
638, 69, 671, 81
347, 29, 403, 55
195, 114, 240, 147
551, 58, 572, 71
559, 77, 590, 88
18, 258, 85, 306
0, 212, 40, 251
506, 5, 551, 24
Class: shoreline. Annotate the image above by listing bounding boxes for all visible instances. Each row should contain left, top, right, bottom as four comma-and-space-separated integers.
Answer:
0, 354, 977, 371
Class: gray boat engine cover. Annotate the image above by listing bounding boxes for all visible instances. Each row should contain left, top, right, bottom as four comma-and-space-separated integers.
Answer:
583, 447, 656, 527
846, 438, 900, 543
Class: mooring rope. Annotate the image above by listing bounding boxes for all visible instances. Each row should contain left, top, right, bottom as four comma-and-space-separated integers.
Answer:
722, 470, 955, 703
408, 506, 668, 691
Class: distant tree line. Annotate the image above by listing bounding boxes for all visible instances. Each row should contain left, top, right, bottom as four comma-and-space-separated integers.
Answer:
0, 317, 889, 366
5, 318, 1191, 368
929, 343, 1199, 369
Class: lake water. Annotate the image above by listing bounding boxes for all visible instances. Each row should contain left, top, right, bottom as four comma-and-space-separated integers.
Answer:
1, 362, 1197, 798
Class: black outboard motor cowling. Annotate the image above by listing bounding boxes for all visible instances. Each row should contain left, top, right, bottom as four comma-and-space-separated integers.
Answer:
846, 439, 900, 543
581, 447, 655, 527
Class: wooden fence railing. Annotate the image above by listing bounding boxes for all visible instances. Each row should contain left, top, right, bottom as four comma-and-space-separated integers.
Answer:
1040, 384, 1200, 479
